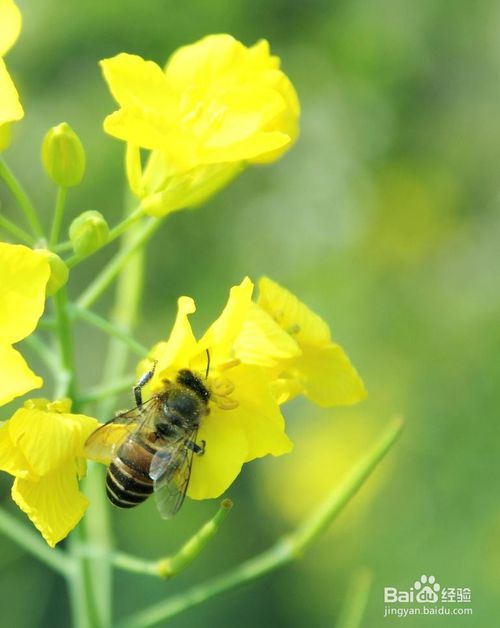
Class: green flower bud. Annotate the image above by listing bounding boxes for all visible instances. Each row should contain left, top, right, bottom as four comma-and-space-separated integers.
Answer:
34, 249, 69, 296
69, 210, 109, 256
41, 122, 86, 187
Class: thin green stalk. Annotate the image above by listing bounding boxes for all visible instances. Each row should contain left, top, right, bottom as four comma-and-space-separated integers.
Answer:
118, 418, 404, 628
94, 499, 233, 579
0, 213, 35, 245
82, 462, 114, 628
78, 376, 135, 405
49, 186, 68, 247
53, 240, 73, 253
336, 567, 373, 628
77, 217, 161, 309
160, 499, 233, 578
107, 204, 144, 242
70, 304, 149, 358
0, 506, 73, 577
0, 156, 45, 238
52, 287, 78, 402
67, 525, 99, 628
52, 288, 97, 626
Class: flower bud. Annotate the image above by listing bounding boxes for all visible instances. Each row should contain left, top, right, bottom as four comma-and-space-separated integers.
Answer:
41, 122, 86, 187
34, 249, 69, 296
69, 210, 109, 256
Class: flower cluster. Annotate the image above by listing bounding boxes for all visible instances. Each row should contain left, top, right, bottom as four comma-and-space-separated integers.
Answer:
0, 10, 364, 551
101, 34, 300, 216
135, 276, 366, 500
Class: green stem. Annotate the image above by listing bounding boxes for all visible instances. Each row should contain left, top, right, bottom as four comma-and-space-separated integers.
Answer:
53, 240, 73, 253
0, 213, 35, 245
118, 418, 404, 628
0, 156, 45, 238
49, 186, 68, 247
77, 217, 161, 309
160, 498, 233, 578
52, 287, 77, 402
107, 205, 144, 242
67, 525, 99, 628
0, 506, 74, 577
70, 304, 149, 358
336, 567, 373, 628
95, 499, 233, 579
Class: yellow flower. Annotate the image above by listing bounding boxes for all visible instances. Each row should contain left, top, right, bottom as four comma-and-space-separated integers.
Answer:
234, 277, 367, 407
138, 277, 293, 499
0, 0, 23, 149
0, 243, 50, 405
0, 399, 98, 547
101, 34, 300, 216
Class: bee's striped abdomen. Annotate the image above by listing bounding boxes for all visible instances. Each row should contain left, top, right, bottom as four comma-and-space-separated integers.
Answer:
106, 435, 159, 509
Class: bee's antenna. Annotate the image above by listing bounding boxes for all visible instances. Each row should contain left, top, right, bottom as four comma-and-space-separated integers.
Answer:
205, 349, 211, 379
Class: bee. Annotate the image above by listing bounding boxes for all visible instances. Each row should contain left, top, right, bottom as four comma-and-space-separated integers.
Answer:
84, 360, 210, 519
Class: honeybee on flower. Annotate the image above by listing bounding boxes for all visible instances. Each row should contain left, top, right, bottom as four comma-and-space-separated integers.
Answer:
86, 277, 366, 511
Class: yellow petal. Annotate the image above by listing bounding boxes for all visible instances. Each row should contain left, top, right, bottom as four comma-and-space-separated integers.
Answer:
228, 364, 292, 461
270, 375, 304, 405
201, 131, 291, 165
164, 34, 245, 90
0, 58, 23, 126
7, 405, 98, 476
0, 344, 42, 406
250, 70, 300, 163
296, 345, 367, 407
0, 0, 21, 56
197, 277, 253, 365
144, 297, 198, 391
0, 420, 32, 479
258, 276, 331, 348
12, 464, 89, 547
188, 405, 247, 500
247, 39, 280, 71
199, 85, 287, 149
100, 53, 177, 115
0, 243, 49, 344
234, 301, 301, 368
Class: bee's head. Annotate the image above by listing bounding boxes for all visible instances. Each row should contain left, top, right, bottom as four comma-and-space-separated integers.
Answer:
176, 369, 210, 404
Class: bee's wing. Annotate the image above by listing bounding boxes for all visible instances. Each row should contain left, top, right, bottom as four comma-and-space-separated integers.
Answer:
150, 430, 197, 520
85, 398, 159, 465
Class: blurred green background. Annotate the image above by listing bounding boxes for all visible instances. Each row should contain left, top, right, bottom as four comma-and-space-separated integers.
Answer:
1, 0, 499, 626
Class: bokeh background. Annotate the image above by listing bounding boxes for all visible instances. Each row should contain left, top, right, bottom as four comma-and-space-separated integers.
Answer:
1, 0, 499, 626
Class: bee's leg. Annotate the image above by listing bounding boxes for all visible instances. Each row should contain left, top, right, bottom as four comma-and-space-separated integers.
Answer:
187, 439, 206, 456
134, 360, 158, 409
